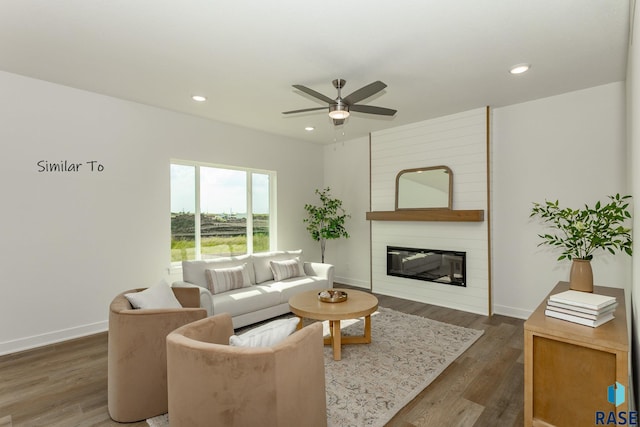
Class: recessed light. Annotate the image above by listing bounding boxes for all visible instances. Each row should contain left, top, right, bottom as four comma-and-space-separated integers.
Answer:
305, 126, 315, 131
191, 95, 207, 102
509, 64, 531, 75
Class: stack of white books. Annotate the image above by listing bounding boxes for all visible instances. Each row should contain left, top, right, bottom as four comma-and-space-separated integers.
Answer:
545, 290, 617, 327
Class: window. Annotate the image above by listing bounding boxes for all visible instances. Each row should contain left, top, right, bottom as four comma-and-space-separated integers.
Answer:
170, 160, 276, 263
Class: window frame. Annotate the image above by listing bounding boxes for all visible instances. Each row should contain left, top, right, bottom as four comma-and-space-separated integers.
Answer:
170, 159, 277, 266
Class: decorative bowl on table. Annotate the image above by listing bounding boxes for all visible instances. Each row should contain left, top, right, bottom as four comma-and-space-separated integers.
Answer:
318, 290, 348, 303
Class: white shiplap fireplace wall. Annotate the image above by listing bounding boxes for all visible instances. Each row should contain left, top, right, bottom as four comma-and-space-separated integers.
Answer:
370, 107, 490, 315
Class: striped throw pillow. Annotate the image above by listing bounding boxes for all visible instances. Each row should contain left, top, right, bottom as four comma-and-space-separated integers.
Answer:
269, 258, 304, 281
205, 263, 251, 294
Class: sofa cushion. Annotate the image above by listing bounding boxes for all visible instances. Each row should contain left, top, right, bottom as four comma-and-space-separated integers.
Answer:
182, 254, 254, 287
124, 280, 182, 309
229, 317, 300, 347
269, 258, 305, 281
212, 285, 281, 317
263, 275, 331, 304
206, 263, 252, 294
252, 250, 302, 284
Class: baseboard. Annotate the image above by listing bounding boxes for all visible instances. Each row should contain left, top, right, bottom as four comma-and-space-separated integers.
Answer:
0, 320, 108, 356
334, 276, 370, 289
492, 304, 532, 320
335, 279, 530, 320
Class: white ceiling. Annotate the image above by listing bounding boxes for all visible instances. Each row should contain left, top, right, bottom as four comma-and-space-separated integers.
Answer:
0, 1, 631, 144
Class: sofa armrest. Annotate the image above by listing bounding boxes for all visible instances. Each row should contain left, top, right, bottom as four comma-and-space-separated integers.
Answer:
303, 262, 334, 283
172, 281, 213, 316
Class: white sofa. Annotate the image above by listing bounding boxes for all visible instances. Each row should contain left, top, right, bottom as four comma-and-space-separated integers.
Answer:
172, 250, 334, 328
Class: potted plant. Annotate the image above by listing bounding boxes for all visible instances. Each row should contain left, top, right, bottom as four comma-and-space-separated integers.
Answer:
529, 193, 632, 292
303, 187, 350, 263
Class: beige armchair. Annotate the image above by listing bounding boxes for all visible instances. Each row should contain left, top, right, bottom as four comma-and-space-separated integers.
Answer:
167, 313, 327, 427
108, 287, 207, 422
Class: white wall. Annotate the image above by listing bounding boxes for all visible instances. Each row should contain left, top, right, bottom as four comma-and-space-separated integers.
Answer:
492, 82, 630, 318
0, 71, 324, 355
323, 136, 371, 287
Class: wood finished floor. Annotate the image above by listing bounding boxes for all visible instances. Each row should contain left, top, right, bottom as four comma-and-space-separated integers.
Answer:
0, 286, 524, 427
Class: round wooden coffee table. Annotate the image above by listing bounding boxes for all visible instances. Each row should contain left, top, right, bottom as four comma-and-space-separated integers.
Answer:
289, 289, 379, 361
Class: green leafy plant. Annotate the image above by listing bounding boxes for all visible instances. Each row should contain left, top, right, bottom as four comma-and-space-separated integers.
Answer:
530, 194, 632, 261
303, 187, 350, 263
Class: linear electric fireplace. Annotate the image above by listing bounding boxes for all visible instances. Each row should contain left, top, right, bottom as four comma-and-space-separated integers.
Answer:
387, 246, 466, 287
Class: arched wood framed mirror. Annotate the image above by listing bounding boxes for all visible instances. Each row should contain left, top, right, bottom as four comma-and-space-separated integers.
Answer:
395, 166, 453, 210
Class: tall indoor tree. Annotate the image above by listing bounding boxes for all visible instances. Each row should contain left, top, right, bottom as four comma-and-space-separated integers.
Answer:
303, 187, 350, 263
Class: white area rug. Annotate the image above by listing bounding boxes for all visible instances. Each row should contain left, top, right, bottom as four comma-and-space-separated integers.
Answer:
148, 307, 483, 427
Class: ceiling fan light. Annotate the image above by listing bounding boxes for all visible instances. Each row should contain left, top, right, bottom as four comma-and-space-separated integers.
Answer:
509, 63, 531, 75
329, 110, 350, 119
329, 104, 350, 119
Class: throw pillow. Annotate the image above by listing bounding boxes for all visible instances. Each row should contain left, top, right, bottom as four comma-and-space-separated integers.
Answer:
269, 257, 304, 281
124, 280, 182, 309
182, 254, 254, 288
229, 317, 300, 347
206, 263, 251, 294
252, 250, 303, 283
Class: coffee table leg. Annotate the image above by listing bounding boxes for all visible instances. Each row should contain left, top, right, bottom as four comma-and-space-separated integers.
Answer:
364, 315, 371, 343
332, 320, 341, 361
323, 316, 372, 361
295, 316, 303, 330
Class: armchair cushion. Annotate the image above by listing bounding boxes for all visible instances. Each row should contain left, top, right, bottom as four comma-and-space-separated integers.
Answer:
124, 280, 181, 309
229, 317, 300, 347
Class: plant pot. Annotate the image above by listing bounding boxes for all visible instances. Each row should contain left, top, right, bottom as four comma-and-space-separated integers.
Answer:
569, 259, 594, 293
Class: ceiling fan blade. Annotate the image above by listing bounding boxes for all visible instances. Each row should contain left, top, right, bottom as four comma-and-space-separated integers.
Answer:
282, 107, 327, 115
343, 81, 387, 105
292, 85, 335, 104
350, 104, 397, 116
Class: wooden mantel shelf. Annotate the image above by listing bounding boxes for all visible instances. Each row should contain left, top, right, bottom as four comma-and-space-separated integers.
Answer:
366, 209, 484, 222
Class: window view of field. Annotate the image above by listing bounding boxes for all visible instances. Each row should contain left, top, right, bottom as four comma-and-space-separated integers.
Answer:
170, 162, 273, 262
171, 212, 269, 262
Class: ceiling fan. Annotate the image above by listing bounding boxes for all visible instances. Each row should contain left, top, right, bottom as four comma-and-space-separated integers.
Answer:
282, 79, 397, 125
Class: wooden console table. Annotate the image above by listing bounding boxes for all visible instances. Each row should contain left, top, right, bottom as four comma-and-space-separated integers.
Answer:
524, 281, 628, 427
